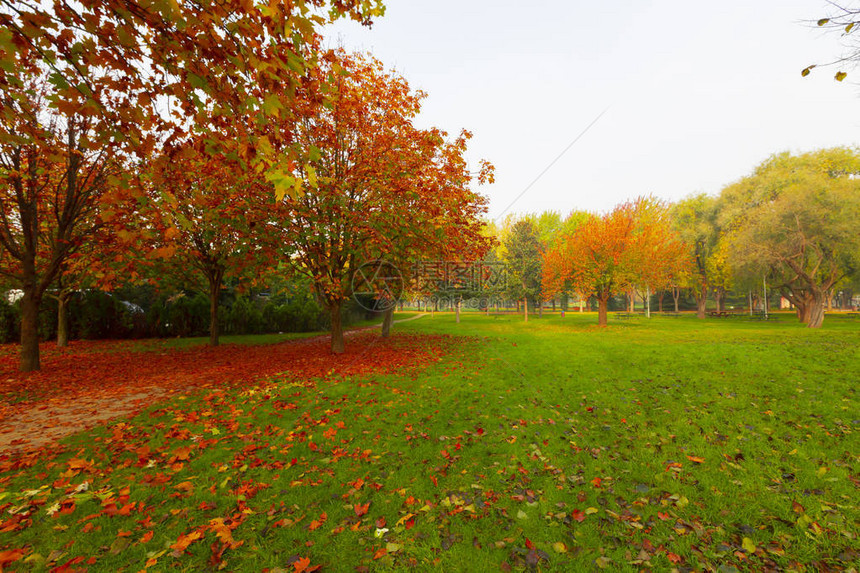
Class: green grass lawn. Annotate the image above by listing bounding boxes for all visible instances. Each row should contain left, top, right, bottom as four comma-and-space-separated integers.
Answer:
1, 313, 857, 571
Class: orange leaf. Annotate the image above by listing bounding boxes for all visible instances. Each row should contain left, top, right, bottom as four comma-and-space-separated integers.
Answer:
372, 547, 387, 560
686, 455, 705, 464
309, 512, 327, 531
293, 556, 311, 572
140, 530, 154, 543
170, 530, 204, 552
0, 548, 26, 566
354, 502, 370, 517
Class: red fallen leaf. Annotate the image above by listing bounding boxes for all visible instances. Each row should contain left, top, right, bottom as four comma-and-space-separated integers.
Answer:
52, 556, 85, 572
375, 517, 386, 528
170, 529, 204, 553
657, 512, 671, 521
525, 538, 535, 550
476, 428, 485, 436
404, 517, 415, 530
372, 547, 387, 560
117, 502, 136, 516
430, 476, 438, 487
586, 406, 594, 412
172, 446, 192, 461
792, 501, 805, 514
665, 462, 683, 472
0, 548, 26, 567
571, 510, 586, 522
309, 512, 327, 531
686, 455, 705, 464
117, 530, 132, 537
667, 552, 682, 563
140, 530, 154, 543
591, 477, 602, 488
354, 503, 370, 517
293, 556, 311, 572
323, 427, 337, 440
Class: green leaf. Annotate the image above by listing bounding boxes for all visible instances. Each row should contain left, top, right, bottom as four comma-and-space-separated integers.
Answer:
742, 537, 756, 553
187, 72, 207, 91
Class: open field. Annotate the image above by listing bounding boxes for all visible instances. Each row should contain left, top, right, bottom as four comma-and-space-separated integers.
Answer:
0, 313, 857, 571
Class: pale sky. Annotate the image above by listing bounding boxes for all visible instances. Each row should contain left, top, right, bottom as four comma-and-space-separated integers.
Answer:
324, 1, 860, 221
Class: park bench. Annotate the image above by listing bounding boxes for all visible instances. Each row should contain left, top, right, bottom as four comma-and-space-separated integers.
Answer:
749, 312, 778, 321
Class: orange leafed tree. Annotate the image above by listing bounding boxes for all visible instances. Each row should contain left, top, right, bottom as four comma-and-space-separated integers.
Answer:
281, 51, 491, 353
138, 136, 281, 347
0, 78, 126, 371
542, 198, 690, 326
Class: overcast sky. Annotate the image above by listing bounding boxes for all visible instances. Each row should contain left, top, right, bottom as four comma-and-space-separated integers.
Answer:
323, 1, 859, 221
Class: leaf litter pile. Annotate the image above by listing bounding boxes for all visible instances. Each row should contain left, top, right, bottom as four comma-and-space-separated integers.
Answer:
0, 318, 857, 572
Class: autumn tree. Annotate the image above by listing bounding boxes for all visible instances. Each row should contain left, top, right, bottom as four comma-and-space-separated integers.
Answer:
140, 137, 280, 347
1, 1, 384, 174
280, 52, 491, 353
720, 148, 860, 328
802, 3, 860, 81
0, 79, 123, 370
543, 198, 687, 326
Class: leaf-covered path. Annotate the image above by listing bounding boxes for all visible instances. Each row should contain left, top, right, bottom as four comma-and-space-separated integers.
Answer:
0, 327, 435, 454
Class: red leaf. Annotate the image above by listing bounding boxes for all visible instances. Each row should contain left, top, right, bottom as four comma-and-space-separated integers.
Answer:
354, 503, 370, 517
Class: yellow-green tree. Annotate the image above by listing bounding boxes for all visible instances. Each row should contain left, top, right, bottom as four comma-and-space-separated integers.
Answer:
720, 148, 860, 328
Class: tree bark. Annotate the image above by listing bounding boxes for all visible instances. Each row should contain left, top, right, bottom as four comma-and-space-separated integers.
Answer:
658, 290, 664, 313
597, 296, 608, 327
807, 291, 825, 329
381, 306, 394, 337
330, 301, 344, 354
672, 287, 680, 313
20, 288, 41, 372
523, 297, 528, 322
208, 270, 224, 347
538, 299, 542, 318
57, 291, 72, 348
695, 285, 707, 319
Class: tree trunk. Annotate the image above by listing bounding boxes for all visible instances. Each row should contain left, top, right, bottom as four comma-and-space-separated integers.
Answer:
658, 290, 664, 313
552, 299, 556, 312
20, 288, 41, 372
330, 302, 344, 354
695, 285, 707, 319
538, 299, 543, 318
714, 289, 723, 313
57, 291, 72, 348
672, 287, 680, 313
208, 272, 223, 347
381, 306, 394, 337
807, 291, 825, 329
523, 297, 528, 323
455, 299, 461, 323
597, 296, 608, 327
